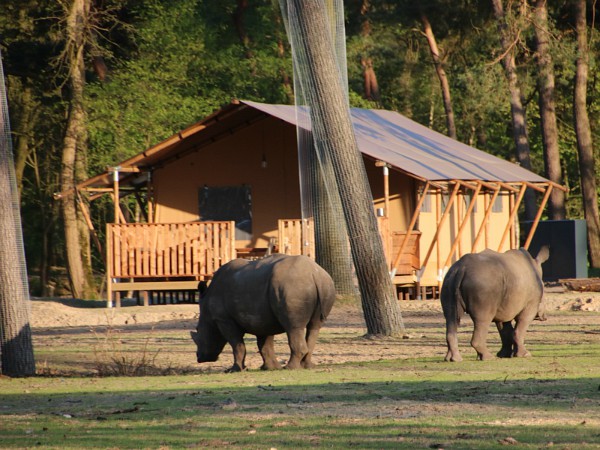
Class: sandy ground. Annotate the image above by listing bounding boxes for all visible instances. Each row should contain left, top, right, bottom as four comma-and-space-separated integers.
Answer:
29, 288, 600, 329
26, 286, 600, 375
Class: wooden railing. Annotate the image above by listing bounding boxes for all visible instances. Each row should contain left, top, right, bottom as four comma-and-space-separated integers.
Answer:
278, 219, 314, 257
278, 217, 420, 276
106, 221, 235, 306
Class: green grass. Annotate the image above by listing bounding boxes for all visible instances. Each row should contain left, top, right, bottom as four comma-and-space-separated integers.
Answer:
2, 348, 600, 449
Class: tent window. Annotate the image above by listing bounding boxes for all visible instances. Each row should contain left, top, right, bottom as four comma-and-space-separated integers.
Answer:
199, 185, 252, 240
421, 193, 432, 213
464, 193, 477, 213
492, 194, 503, 213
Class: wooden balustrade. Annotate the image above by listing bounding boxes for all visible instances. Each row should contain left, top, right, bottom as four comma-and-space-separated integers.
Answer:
106, 221, 235, 306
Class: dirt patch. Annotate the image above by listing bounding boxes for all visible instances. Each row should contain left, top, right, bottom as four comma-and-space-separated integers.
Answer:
30, 289, 600, 329
29, 289, 600, 374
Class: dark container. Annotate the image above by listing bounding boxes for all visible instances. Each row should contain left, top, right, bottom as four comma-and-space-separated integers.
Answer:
521, 220, 588, 281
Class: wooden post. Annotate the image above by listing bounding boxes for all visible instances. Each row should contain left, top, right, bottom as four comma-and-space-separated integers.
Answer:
443, 181, 482, 269
375, 161, 391, 217
419, 182, 460, 284
498, 183, 527, 251
391, 181, 430, 274
473, 185, 500, 251
523, 184, 553, 250
112, 167, 120, 224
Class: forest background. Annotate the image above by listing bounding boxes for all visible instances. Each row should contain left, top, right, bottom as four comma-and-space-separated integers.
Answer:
1, 0, 599, 300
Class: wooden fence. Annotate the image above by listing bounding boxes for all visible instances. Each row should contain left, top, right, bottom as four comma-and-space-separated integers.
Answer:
106, 221, 235, 306
105, 218, 421, 306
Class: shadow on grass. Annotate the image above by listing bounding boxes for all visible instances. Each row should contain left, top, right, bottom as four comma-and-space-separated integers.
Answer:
1, 374, 600, 448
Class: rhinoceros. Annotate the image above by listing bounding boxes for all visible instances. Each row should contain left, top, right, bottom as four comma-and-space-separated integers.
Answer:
190, 254, 336, 372
441, 246, 549, 362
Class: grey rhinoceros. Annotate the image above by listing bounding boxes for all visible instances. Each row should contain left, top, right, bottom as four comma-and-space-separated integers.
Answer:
441, 246, 550, 362
190, 254, 336, 372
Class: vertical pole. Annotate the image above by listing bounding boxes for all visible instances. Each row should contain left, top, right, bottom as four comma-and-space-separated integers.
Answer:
113, 167, 120, 224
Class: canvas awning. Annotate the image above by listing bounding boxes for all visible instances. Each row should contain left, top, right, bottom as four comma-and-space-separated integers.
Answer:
241, 100, 552, 184
71, 99, 560, 194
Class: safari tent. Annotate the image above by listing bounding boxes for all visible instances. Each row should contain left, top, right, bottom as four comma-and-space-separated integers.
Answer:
69, 100, 564, 306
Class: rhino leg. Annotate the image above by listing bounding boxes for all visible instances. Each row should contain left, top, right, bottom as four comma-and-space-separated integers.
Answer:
218, 322, 247, 372
496, 321, 515, 358
257, 335, 282, 370
444, 318, 462, 362
512, 317, 533, 358
285, 327, 309, 370
471, 320, 494, 361
301, 324, 322, 369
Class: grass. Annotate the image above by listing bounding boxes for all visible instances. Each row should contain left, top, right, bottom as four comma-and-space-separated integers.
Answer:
2, 346, 600, 449
4, 302, 600, 449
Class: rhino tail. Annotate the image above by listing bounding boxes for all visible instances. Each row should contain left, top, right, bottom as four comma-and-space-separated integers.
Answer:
442, 267, 466, 326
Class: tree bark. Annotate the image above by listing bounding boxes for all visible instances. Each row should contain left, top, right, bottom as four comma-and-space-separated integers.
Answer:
281, 0, 404, 336
491, 0, 537, 220
0, 53, 36, 376
573, 0, 600, 267
61, 0, 96, 299
533, 0, 565, 220
420, 12, 457, 140
360, 0, 380, 102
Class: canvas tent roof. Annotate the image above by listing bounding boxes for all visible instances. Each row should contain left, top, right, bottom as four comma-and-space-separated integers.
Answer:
75, 99, 556, 193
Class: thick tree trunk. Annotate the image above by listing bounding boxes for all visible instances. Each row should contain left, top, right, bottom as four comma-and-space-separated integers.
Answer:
61, 0, 96, 299
304, 131, 358, 297
534, 0, 565, 220
573, 0, 600, 268
491, 0, 537, 221
281, 0, 404, 336
420, 12, 457, 140
0, 54, 36, 376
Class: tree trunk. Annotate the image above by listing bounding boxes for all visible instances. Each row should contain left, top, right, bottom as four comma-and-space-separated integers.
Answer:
534, 0, 565, 220
359, 0, 380, 102
573, 0, 600, 268
420, 12, 457, 140
13, 85, 38, 196
304, 130, 358, 297
491, 0, 537, 220
281, 0, 405, 336
61, 0, 96, 299
0, 53, 36, 376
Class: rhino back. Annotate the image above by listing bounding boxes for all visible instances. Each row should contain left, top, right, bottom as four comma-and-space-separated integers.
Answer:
205, 255, 334, 336
456, 249, 543, 321
269, 255, 336, 328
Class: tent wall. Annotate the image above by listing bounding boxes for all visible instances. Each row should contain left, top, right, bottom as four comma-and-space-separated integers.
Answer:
151, 117, 303, 248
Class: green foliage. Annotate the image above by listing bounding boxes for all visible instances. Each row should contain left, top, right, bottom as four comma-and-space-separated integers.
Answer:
2, 0, 600, 280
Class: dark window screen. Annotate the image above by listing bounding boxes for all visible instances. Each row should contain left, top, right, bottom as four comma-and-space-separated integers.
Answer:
199, 185, 252, 240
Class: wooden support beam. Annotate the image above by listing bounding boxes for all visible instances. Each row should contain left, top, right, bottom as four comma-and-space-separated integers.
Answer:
523, 184, 553, 250
472, 185, 501, 251
391, 181, 430, 273
418, 181, 460, 281
443, 181, 483, 269
498, 183, 527, 251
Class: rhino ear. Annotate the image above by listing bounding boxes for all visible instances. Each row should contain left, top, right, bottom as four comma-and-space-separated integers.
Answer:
535, 245, 550, 264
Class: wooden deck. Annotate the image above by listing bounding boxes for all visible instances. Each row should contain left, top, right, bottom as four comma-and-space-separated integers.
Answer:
106, 221, 236, 306
105, 218, 421, 306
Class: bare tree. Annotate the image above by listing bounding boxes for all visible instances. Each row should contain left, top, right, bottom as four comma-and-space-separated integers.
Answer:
533, 0, 565, 220
60, 0, 96, 299
420, 10, 457, 139
280, 0, 404, 336
0, 52, 35, 376
359, 0, 381, 102
573, 0, 600, 267
491, 0, 537, 220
